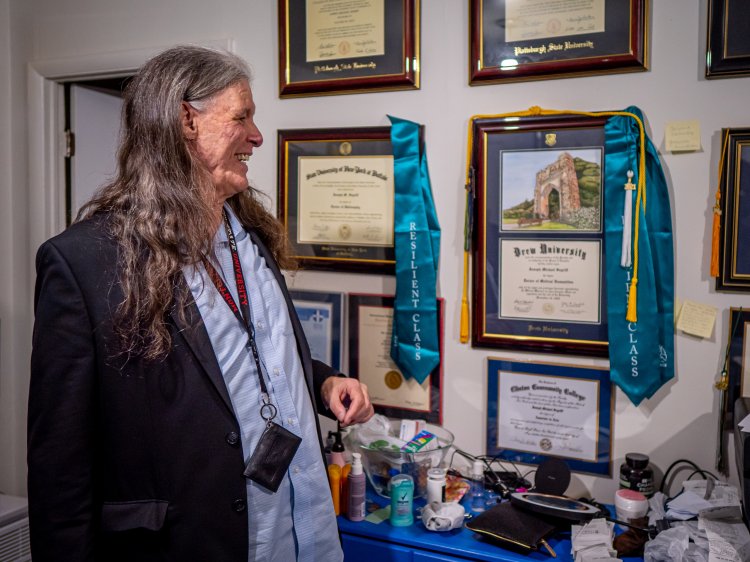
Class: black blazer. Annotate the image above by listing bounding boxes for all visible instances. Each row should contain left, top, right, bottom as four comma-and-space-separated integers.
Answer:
28, 214, 338, 562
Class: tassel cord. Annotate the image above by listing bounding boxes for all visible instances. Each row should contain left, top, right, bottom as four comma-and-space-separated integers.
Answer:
464, 107, 648, 324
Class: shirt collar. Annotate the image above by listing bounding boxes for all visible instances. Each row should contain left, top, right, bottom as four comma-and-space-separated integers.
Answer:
216, 204, 248, 245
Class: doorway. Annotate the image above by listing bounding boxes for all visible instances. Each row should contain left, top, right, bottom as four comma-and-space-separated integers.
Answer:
64, 77, 130, 225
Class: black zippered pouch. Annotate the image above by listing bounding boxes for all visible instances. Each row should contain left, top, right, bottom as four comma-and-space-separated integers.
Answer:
243, 422, 302, 493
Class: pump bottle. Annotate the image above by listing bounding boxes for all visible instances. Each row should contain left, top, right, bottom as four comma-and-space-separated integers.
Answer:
347, 453, 366, 521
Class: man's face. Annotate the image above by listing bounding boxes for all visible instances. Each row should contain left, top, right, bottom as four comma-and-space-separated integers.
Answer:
184, 80, 263, 202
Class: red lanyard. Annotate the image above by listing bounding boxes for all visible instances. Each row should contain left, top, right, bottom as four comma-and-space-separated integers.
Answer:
205, 211, 274, 418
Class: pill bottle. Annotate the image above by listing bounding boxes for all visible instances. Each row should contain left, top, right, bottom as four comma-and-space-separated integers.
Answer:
426, 468, 447, 504
619, 453, 654, 498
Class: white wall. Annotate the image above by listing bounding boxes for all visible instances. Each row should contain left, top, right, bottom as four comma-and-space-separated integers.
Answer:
0, 0, 32, 495
2, 0, 749, 501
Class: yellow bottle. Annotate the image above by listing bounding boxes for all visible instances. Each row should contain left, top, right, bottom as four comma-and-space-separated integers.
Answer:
340, 463, 352, 516
328, 464, 341, 515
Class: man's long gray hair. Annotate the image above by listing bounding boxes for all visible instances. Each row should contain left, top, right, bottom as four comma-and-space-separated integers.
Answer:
78, 45, 293, 360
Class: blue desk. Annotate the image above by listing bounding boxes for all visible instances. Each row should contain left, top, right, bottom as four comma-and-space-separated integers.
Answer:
338, 501, 643, 561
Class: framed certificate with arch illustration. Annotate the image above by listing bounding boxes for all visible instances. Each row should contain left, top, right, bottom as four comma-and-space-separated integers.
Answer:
278, 127, 396, 274
348, 293, 442, 423
486, 358, 613, 475
278, 0, 420, 97
469, 0, 648, 85
470, 113, 609, 356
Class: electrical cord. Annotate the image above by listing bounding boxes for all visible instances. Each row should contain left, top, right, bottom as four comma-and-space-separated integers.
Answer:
659, 459, 718, 497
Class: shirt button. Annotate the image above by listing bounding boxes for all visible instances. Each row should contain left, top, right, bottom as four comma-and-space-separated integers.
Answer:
287, 418, 295, 425
257, 321, 264, 330
232, 499, 246, 513
273, 368, 281, 377
225, 431, 240, 447
293, 467, 300, 475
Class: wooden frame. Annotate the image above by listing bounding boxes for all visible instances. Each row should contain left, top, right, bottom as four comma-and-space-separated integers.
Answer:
348, 293, 442, 423
470, 113, 609, 356
278, 0, 420, 97
277, 127, 396, 274
469, 0, 648, 85
706, 0, 750, 78
716, 128, 750, 292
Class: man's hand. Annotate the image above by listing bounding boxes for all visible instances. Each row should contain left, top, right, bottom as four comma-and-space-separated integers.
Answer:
320, 377, 374, 427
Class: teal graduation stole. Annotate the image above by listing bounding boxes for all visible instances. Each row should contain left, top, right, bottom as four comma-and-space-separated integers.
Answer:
388, 116, 441, 384
604, 106, 674, 405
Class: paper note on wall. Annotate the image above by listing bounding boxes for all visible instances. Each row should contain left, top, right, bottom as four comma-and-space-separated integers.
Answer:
676, 300, 717, 338
665, 120, 701, 152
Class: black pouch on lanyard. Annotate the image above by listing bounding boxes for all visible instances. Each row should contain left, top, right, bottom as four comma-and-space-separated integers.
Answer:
243, 421, 302, 492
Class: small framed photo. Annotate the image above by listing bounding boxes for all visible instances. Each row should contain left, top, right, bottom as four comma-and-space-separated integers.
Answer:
470, 113, 609, 356
487, 358, 613, 475
290, 289, 345, 371
716, 128, 750, 292
706, 0, 750, 78
348, 293, 442, 423
278, 0, 420, 97
469, 0, 648, 85
278, 127, 396, 274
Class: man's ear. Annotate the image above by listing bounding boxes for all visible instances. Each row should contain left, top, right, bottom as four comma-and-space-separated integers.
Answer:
181, 101, 198, 140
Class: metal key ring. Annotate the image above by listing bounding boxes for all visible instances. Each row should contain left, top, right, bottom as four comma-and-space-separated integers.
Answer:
260, 402, 277, 421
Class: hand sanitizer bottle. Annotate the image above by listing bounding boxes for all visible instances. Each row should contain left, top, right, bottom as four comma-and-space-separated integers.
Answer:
471, 460, 486, 512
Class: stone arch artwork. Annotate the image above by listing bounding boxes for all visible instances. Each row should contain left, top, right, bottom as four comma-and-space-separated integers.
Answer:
533, 152, 581, 220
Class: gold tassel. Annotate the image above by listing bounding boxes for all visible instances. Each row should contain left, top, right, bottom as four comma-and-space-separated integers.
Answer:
465, 107, 648, 324
460, 251, 470, 343
626, 277, 638, 322
711, 194, 722, 277
710, 131, 729, 277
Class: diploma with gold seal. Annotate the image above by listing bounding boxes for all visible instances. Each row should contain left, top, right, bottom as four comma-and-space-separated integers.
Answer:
297, 155, 394, 246
348, 294, 442, 422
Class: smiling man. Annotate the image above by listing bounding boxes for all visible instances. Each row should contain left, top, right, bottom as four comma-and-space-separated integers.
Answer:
28, 46, 373, 562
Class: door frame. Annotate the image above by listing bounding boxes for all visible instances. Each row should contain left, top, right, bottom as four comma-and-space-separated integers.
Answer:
27, 40, 233, 252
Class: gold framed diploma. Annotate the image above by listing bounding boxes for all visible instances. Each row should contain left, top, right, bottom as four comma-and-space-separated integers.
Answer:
278, 0, 420, 97
348, 293, 442, 423
278, 127, 396, 273
469, 0, 648, 85
470, 113, 609, 356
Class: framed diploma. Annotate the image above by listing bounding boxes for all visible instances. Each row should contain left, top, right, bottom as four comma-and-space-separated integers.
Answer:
278, 127, 396, 273
471, 113, 609, 356
290, 289, 345, 371
348, 293, 442, 423
706, 0, 750, 78
278, 0, 420, 97
487, 358, 613, 475
469, 0, 648, 85
726, 308, 750, 427
716, 129, 750, 292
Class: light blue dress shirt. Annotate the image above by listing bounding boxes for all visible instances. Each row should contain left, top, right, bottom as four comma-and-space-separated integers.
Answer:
184, 207, 342, 562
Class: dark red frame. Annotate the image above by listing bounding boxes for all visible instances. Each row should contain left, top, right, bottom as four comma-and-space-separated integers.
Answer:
470, 113, 609, 356
277, 127, 396, 274
348, 293, 443, 424
469, 0, 648, 85
278, 0, 420, 97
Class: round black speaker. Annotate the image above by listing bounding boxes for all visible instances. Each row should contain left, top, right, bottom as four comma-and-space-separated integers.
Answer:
534, 457, 571, 496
